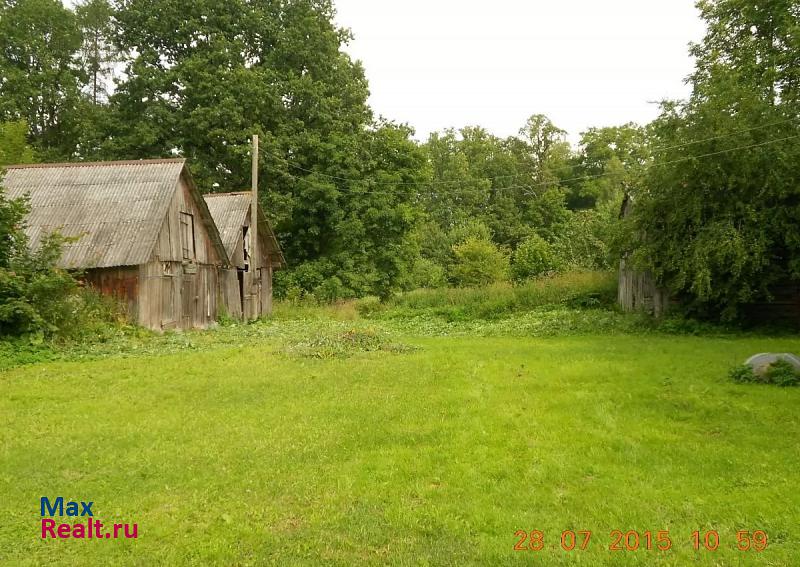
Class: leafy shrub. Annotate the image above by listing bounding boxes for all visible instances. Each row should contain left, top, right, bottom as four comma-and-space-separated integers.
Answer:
355, 296, 382, 317
0, 229, 81, 338
728, 360, 800, 386
654, 315, 731, 336
511, 234, 561, 282
765, 360, 800, 387
728, 364, 757, 383
0, 182, 125, 339
449, 237, 509, 287
406, 257, 447, 290
550, 205, 618, 270
273, 262, 326, 300
314, 276, 348, 303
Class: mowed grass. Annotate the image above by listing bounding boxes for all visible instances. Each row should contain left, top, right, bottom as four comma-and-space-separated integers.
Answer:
2, 333, 800, 565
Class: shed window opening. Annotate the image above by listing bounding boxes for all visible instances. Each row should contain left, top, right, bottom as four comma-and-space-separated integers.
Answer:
242, 225, 250, 272
180, 212, 196, 260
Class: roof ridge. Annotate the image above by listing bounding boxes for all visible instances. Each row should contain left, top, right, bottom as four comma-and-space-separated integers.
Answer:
204, 191, 252, 197
5, 158, 186, 169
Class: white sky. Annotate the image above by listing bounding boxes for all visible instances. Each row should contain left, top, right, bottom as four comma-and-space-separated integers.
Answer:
334, 0, 707, 143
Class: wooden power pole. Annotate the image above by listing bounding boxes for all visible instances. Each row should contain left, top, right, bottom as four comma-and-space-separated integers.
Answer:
250, 134, 259, 283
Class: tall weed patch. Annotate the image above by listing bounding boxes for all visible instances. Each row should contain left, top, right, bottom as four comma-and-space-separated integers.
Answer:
376, 271, 617, 320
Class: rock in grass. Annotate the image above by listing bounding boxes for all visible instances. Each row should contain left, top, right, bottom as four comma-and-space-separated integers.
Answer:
745, 353, 800, 379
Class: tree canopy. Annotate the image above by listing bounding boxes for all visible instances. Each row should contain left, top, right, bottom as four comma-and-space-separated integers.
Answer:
630, 0, 800, 319
1, 0, 796, 319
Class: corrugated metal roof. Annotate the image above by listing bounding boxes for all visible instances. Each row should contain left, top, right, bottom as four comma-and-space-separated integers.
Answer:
204, 192, 286, 267
204, 192, 250, 258
3, 159, 186, 269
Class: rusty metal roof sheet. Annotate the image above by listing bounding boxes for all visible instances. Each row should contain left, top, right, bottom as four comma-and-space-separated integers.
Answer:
3, 159, 186, 269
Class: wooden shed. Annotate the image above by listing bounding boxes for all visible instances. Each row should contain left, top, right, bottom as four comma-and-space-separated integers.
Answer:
617, 194, 670, 316
2, 159, 229, 330
204, 192, 285, 320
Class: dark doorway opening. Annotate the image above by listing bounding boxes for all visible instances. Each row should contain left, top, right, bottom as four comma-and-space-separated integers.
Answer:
237, 270, 245, 315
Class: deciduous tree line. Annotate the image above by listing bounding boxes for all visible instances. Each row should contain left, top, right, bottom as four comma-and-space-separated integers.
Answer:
1, 0, 798, 320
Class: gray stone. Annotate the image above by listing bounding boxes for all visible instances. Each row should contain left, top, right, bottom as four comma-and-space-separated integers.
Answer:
745, 353, 800, 378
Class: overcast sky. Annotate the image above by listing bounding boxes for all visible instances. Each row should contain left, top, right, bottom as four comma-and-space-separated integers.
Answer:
334, 0, 707, 143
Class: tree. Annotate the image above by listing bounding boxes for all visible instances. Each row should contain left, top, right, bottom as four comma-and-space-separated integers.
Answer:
449, 237, 509, 287
420, 129, 491, 231
567, 124, 650, 209
0, 0, 84, 158
517, 114, 569, 185
0, 120, 35, 166
511, 234, 560, 282
75, 0, 118, 106
418, 117, 574, 253
101, 0, 426, 299
630, 0, 800, 319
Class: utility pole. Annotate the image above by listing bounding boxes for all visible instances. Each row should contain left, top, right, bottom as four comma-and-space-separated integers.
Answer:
251, 134, 260, 302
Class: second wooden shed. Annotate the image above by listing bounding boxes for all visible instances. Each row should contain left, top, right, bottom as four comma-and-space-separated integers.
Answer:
204, 192, 285, 320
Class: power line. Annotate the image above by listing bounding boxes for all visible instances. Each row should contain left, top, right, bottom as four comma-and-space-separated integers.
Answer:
285, 132, 800, 197
264, 116, 800, 190
649, 117, 799, 154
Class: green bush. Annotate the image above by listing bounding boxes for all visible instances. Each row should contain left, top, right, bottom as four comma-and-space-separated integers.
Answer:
728, 360, 800, 387
449, 237, 509, 287
550, 205, 619, 271
728, 364, 757, 383
765, 360, 800, 387
0, 183, 125, 339
511, 234, 561, 282
0, 227, 82, 338
314, 276, 348, 303
406, 257, 447, 290
355, 296, 382, 317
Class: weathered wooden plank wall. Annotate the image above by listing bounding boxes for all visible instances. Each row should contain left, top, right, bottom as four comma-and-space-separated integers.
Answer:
141, 177, 224, 330
219, 268, 243, 320
83, 267, 139, 320
618, 257, 670, 317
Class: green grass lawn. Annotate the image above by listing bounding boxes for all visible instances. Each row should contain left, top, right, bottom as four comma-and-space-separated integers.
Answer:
2, 331, 799, 565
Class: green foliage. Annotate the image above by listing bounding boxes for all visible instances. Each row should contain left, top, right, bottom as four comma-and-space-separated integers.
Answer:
378, 271, 617, 321
314, 276, 348, 304
630, 0, 800, 321
764, 360, 800, 387
511, 234, 560, 282
95, 1, 427, 299
405, 257, 447, 290
0, 183, 121, 339
0, 121, 35, 166
0, 183, 28, 267
0, 231, 79, 338
284, 327, 416, 359
354, 296, 382, 318
728, 364, 757, 383
418, 118, 575, 252
551, 201, 621, 271
449, 237, 509, 287
0, 0, 84, 158
75, 0, 118, 105
565, 123, 650, 210
729, 360, 800, 387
